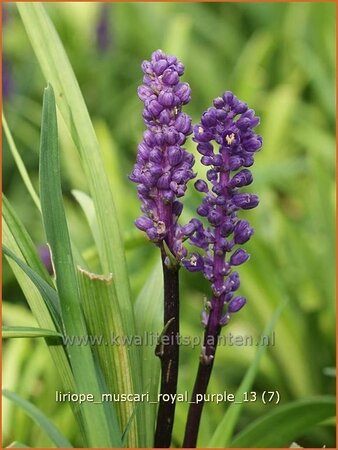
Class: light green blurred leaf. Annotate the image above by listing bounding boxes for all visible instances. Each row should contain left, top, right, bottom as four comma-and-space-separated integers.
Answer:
230, 397, 335, 447
209, 301, 287, 447
3, 389, 73, 448
3, 113, 41, 212
93, 119, 130, 223
231, 31, 273, 101
259, 84, 298, 164
2, 326, 62, 339
71, 190, 99, 257
162, 13, 192, 59
134, 261, 163, 445
323, 367, 336, 378
295, 43, 335, 120
7, 442, 30, 448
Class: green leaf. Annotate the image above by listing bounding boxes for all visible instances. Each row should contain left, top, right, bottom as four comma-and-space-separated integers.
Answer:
17, 1, 133, 322
2, 195, 52, 286
17, 6, 145, 443
77, 266, 138, 447
323, 367, 336, 378
134, 261, 163, 446
71, 190, 100, 256
7, 442, 30, 448
121, 408, 138, 446
73, 190, 144, 447
2, 197, 85, 438
2, 113, 41, 212
2, 326, 62, 339
230, 397, 336, 447
3, 246, 62, 331
209, 300, 287, 447
38, 83, 121, 447
2, 389, 73, 448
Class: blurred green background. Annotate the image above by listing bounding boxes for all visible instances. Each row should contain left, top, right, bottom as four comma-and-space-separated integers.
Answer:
2, 2, 335, 448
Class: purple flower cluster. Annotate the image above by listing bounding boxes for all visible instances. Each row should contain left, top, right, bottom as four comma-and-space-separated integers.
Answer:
183, 91, 262, 328
130, 50, 195, 258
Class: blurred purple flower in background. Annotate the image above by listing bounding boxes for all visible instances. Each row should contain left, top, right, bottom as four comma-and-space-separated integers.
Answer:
2, 5, 13, 100
95, 3, 112, 53
38, 245, 54, 275
2, 57, 12, 100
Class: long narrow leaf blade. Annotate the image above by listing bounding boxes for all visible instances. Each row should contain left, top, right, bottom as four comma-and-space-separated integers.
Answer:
7, 442, 30, 448
209, 300, 287, 447
134, 261, 163, 445
2, 326, 61, 339
39, 84, 121, 447
2, 197, 85, 439
2, 195, 51, 285
2, 113, 41, 211
73, 190, 145, 446
3, 246, 62, 331
2, 389, 73, 448
230, 397, 336, 448
77, 267, 138, 447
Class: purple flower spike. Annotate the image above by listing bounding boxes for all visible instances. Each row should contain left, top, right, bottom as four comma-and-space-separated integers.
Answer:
185, 91, 261, 337
130, 50, 195, 258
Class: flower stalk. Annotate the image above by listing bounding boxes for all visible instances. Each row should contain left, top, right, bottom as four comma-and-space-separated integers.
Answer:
154, 250, 180, 447
130, 49, 195, 447
182, 91, 262, 447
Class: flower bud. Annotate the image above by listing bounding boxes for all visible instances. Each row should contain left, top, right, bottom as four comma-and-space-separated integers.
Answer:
195, 179, 209, 193
234, 220, 254, 244
230, 249, 250, 266
229, 169, 253, 188
168, 146, 183, 166
228, 296, 246, 313
135, 216, 153, 231
153, 59, 168, 75
233, 193, 259, 210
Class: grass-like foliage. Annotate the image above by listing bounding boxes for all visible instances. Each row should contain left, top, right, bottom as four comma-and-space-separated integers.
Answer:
2, 2, 335, 448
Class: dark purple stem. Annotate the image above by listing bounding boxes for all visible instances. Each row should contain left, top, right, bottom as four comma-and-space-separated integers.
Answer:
183, 158, 229, 447
154, 249, 180, 448
183, 301, 222, 448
